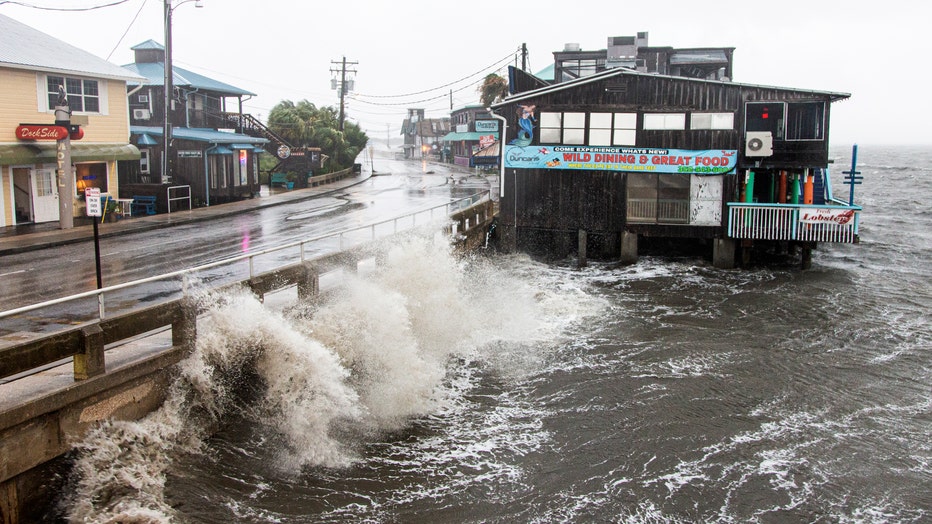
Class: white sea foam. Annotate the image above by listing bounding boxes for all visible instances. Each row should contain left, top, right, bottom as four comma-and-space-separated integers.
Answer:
62, 234, 601, 522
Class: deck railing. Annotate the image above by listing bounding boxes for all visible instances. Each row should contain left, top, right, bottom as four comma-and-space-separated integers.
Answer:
727, 202, 860, 243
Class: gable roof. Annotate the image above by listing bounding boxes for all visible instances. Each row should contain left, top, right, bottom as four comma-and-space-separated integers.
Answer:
0, 14, 145, 82
492, 66, 850, 109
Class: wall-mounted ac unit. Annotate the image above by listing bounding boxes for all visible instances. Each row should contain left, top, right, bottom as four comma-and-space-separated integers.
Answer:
138, 94, 149, 103
745, 131, 773, 157
133, 108, 151, 120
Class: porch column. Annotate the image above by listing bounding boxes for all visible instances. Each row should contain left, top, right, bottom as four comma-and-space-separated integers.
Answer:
577, 229, 587, 268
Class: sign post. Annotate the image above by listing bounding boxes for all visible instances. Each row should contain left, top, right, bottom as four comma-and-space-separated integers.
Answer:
85, 187, 103, 289
54, 86, 75, 230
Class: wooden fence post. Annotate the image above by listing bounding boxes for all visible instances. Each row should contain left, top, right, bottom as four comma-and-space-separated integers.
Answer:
74, 324, 105, 380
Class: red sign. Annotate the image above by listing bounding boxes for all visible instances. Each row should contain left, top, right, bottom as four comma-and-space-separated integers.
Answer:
16, 124, 70, 141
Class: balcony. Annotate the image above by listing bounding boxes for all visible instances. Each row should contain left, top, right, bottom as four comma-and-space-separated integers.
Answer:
726, 203, 860, 243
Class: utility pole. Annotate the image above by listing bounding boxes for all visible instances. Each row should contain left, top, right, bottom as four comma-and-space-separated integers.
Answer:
330, 56, 358, 132
521, 43, 528, 71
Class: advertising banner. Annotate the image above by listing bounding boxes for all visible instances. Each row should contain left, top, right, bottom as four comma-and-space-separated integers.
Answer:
504, 145, 737, 175
799, 207, 856, 225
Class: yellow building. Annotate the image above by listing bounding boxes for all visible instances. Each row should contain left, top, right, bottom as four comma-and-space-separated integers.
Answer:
0, 14, 145, 227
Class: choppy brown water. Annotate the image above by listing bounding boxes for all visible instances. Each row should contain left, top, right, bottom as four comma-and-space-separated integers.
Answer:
60, 145, 930, 523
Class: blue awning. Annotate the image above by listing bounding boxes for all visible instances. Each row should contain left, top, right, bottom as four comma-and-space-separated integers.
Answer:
207, 145, 233, 155
136, 133, 158, 146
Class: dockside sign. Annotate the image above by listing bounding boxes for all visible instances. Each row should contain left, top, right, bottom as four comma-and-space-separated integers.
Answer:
15, 124, 70, 140
505, 145, 738, 174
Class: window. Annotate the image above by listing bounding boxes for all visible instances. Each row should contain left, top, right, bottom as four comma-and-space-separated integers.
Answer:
690, 112, 734, 130
35, 170, 54, 197
75, 163, 108, 196
47, 75, 100, 113
589, 112, 637, 146
627, 173, 690, 224
614, 113, 637, 145
563, 112, 585, 144
643, 113, 686, 130
745, 102, 784, 139
542, 111, 637, 146
786, 102, 824, 140
559, 58, 604, 81
140, 150, 150, 174
540, 112, 562, 144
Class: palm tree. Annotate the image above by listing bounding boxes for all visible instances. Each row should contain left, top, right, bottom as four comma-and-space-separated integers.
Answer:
478, 74, 509, 106
267, 100, 367, 171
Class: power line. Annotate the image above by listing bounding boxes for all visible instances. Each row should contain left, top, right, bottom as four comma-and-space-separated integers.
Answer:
0, 0, 132, 10
105, 0, 147, 60
347, 64, 508, 107
350, 49, 518, 99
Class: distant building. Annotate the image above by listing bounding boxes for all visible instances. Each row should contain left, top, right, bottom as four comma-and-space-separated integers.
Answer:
400, 108, 450, 159
119, 40, 268, 208
0, 14, 144, 227
442, 104, 500, 168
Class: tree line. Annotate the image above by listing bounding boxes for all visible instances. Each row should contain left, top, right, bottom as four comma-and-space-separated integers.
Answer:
263, 100, 368, 174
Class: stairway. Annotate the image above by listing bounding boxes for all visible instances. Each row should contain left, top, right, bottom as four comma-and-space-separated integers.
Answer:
812, 168, 826, 205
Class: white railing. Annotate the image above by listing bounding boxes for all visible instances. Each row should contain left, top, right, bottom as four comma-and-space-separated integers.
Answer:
727, 203, 860, 243
0, 192, 489, 326
167, 185, 192, 213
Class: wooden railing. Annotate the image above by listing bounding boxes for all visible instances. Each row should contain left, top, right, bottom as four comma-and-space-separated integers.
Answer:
727, 203, 861, 243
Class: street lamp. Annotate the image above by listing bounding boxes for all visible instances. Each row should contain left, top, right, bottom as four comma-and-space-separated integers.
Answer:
163, 0, 203, 184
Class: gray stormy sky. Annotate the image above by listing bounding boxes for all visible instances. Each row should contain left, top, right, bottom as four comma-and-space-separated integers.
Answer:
2, 0, 928, 147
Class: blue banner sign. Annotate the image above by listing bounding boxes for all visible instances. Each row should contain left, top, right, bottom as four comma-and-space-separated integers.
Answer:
504, 145, 738, 174
475, 120, 499, 133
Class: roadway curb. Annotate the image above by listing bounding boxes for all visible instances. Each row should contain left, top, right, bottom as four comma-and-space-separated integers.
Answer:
0, 173, 373, 257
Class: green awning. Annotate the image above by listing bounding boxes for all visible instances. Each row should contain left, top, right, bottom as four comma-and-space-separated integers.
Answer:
441, 131, 499, 142
0, 144, 42, 164
0, 143, 141, 164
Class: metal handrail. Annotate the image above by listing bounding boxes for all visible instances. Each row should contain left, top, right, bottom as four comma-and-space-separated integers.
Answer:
0, 192, 489, 321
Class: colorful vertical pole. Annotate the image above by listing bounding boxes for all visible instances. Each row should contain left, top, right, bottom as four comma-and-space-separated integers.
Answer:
791, 173, 801, 204
778, 170, 787, 204
803, 168, 814, 204
844, 144, 862, 206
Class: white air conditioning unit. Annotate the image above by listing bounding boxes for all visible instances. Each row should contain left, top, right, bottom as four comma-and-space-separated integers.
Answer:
133, 108, 151, 120
745, 131, 773, 157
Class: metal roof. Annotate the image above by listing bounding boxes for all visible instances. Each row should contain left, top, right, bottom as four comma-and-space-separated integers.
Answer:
131, 126, 268, 145
0, 14, 145, 83
122, 61, 255, 96
492, 66, 851, 108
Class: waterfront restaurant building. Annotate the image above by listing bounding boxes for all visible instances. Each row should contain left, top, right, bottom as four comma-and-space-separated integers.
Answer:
491, 64, 857, 268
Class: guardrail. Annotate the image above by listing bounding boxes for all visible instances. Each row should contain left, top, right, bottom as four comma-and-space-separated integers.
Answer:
0, 192, 491, 381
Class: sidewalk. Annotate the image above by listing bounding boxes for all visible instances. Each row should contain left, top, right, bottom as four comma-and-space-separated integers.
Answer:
0, 170, 372, 257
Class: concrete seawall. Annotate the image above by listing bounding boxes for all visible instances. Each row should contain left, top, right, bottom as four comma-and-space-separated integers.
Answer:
0, 199, 496, 522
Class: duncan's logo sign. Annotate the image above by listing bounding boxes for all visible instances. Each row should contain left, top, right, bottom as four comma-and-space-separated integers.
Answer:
15, 124, 70, 140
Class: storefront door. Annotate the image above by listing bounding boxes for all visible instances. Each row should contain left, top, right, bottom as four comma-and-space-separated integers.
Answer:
31, 167, 59, 223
